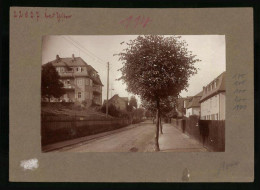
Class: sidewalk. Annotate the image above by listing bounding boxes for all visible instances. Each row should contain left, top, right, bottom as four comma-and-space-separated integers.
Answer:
159, 123, 208, 152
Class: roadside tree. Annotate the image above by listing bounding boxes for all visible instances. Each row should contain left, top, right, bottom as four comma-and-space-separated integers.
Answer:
41, 63, 65, 102
117, 35, 200, 151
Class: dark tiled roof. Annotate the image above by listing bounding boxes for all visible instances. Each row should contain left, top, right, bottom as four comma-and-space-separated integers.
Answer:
92, 74, 103, 86
186, 91, 203, 109
104, 95, 128, 105
199, 71, 226, 102
47, 55, 103, 86
50, 57, 98, 72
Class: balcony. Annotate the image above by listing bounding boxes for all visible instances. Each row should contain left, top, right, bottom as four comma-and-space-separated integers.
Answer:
63, 85, 75, 90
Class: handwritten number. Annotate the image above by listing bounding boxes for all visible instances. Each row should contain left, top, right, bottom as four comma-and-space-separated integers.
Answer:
19, 10, 23, 18
143, 17, 151, 28
36, 11, 40, 21
233, 73, 247, 111
30, 11, 34, 19
14, 11, 17, 18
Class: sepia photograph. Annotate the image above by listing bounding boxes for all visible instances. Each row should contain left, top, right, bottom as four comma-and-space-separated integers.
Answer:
41, 35, 226, 153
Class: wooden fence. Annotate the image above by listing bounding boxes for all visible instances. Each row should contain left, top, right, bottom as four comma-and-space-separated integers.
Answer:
171, 116, 225, 152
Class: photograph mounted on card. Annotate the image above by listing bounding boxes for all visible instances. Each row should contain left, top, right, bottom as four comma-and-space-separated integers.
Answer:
9, 7, 254, 182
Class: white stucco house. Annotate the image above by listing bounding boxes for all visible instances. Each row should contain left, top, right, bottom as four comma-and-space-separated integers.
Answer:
199, 71, 226, 120
184, 91, 203, 117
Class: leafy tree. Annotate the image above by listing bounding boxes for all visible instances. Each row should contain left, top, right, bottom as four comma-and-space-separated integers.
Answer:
117, 35, 200, 151
142, 96, 177, 134
145, 110, 154, 118
129, 96, 137, 109
132, 108, 145, 123
126, 96, 138, 112
41, 63, 65, 101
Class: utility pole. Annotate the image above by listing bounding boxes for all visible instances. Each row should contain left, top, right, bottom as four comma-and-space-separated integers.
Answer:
106, 62, 109, 117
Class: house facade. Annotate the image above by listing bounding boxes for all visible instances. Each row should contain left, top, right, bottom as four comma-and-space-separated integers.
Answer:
184, 91, 203, 117
104, 94, 129, 111
199, 71, 226, 120
46, 54, 103, 107
175, 97, 186, 118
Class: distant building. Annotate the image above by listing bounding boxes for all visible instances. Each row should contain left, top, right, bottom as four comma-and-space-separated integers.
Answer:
199, 71, 226, 120
45, 54, 103, 106
103, 94, 129, 111
184, 91, 203, 117
175, 97, 186, 118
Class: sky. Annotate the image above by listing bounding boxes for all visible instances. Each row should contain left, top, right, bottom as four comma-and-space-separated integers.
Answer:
42, 35, 226, 106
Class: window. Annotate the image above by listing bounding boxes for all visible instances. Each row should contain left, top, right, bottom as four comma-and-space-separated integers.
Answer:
78, 92, 81, 99
90, 93, 92, 99
67, 80, 70, 85
86, 78, 89, 85
60, 67, 64, 72
77, 67, 82, 72
216, 113, 218, 120
86, 92, 89, 99
77, 79, 82, 85
90, 79, 92, 86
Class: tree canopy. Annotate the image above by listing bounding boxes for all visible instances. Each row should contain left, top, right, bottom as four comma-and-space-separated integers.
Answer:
127, 96, 138, 112
41, 63, 65, 101
118, 35, 200, 102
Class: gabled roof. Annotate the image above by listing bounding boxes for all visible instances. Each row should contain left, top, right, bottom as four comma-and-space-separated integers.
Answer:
186, 91, 203, 109
47, 55, 103, 86
49, 56, 98, 73
103, 94, 128, 105
199, 71, 226, 103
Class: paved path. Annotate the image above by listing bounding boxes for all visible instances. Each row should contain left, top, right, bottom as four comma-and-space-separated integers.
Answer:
44, 120, 207, 152
159, 124, 207, 152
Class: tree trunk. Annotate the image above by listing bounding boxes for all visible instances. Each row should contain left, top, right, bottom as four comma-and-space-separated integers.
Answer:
159, 117, 163, 134
154, 99, 160, 151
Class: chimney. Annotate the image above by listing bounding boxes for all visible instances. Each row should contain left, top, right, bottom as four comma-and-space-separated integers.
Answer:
56, 54, 60, 60
72, 54, 75, 61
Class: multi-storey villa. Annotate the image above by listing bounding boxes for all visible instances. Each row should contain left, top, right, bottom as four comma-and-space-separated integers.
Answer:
46, 54, 103, 107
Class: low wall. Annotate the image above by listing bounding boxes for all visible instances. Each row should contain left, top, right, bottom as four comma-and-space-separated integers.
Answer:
171, 116, 225, 152
41, 118, 130, 146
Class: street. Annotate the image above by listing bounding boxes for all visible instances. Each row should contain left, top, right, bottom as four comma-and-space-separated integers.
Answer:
51, 120, 207, 152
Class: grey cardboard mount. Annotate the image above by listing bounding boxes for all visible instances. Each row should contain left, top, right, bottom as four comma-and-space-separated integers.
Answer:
9, 7, 254, 182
